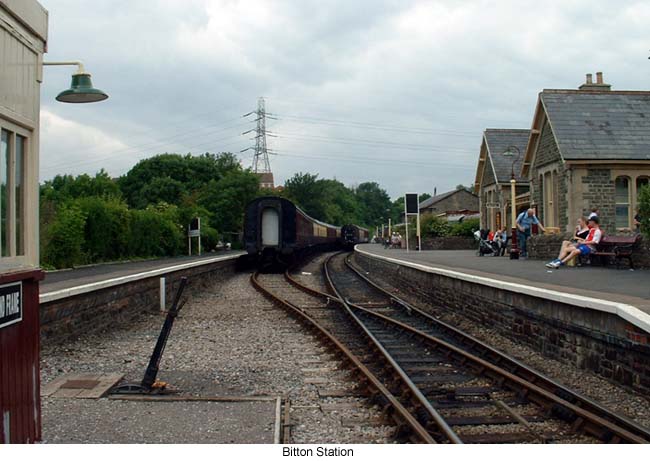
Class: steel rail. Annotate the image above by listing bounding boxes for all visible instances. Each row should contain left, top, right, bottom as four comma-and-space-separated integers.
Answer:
344, 254, 650, 442
250, 271, 436, 444
347, 301, 647, 443
321, 253, 462, 444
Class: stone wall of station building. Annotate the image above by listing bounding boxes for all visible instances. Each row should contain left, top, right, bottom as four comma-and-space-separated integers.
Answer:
39, 257, 239, 344
529, 119, 570, 231
354, 252, 650, 394
578, 168, 616, 234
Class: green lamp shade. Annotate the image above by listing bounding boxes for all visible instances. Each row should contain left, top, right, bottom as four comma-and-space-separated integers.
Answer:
56, 73, 109, 103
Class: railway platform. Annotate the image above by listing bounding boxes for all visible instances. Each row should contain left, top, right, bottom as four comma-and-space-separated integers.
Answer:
358, 245, 650, 318
41, 251, 245, 296
38, 251, 245, 344
355, 244, 650, 394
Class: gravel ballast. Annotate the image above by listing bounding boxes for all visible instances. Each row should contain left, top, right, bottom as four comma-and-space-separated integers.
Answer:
41, 270, 393, 443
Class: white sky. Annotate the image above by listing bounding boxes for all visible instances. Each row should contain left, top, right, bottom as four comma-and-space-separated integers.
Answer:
38, 0, 650, 198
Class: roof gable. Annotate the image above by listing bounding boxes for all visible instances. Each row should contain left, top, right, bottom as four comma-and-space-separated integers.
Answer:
483, 129, 530, 183
540, 90, 650, 161
419, 188, 477, 209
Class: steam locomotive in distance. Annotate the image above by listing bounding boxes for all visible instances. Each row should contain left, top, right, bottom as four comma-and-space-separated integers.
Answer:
243, 196, 342, 267
341, 224, 369, 250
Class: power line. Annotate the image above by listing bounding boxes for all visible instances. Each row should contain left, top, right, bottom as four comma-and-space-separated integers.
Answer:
41, 119, 248, 174
272, 132, 476, 155
265, 96, 526, 126
274, 150, 475, 170
40, 102, 245, 163
274, 113, 482, 137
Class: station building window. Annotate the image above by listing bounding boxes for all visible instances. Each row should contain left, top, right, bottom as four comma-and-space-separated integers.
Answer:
615, 176, 630, 229
0, 124, 28, 262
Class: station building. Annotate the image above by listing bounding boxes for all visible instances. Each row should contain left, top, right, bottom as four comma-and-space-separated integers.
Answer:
473, 129, 530, 231
0, 0, 48, 444
475, 72, 650, 235
522, 73, 650, 234
418, 188, 478, 218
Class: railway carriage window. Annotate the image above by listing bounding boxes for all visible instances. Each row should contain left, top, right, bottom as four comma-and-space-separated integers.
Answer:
261, 208, 280, 246
615, 176, 630, 229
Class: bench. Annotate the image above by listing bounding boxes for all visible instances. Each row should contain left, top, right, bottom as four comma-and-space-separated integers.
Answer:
590, 234, 642, 269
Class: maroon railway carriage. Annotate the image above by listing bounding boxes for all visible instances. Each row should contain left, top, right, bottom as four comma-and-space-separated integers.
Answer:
244, 197, 341, 266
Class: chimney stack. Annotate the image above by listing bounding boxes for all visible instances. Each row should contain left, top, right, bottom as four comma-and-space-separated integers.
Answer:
579, 71, 611, 91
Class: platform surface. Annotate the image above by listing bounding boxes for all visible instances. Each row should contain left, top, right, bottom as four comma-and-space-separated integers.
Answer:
41, 397, 278, 443
40, 251, 244, 295
358, 245, 650, 313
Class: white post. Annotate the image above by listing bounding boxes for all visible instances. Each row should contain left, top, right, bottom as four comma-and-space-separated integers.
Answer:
404, 200, 409, 252
159, 277, 166, 312
198, 218, 201, 255
388, 218, 392, 236
416, 209, 421, 252
188, 235, 191, 256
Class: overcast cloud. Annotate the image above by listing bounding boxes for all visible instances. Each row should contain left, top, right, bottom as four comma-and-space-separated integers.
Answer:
38, 0, 650, 198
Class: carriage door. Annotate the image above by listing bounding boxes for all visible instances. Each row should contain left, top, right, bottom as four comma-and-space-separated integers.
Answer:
261, 208, 280, 246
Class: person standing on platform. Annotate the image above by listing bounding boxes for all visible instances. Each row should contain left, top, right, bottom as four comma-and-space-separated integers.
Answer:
516, 208, 545, 258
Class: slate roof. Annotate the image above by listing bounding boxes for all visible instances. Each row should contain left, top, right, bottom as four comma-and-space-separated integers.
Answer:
483, 129, 530, 182
419, 188, 477, 210
542, 90, 650, 161
419, 189, 457, 209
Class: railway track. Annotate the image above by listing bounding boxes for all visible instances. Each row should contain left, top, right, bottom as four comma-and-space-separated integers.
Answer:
252, 251, 650, 444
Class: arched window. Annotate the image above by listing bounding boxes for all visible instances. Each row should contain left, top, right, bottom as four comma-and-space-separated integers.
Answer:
615, 176, 631, 228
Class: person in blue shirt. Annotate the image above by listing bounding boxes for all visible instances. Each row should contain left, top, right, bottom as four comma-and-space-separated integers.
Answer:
516, 208, 545, 257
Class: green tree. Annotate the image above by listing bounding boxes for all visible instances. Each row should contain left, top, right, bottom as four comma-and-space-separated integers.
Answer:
42, 203, 87, 268
76, 197, 131, 262
198, 169, 260, 241
118, 153, 238, 208
354, 182, 391, 228
638, 184, 650, 238
318, 179, 359, 225
41, 169, 121, 203
283, 173, 328, 219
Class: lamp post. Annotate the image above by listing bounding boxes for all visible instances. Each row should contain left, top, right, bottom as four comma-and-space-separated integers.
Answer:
43, 61, 109, 103
503, 146, 521, 260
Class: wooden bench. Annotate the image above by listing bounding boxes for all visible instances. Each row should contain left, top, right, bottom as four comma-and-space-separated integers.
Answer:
590, 234, 642, 269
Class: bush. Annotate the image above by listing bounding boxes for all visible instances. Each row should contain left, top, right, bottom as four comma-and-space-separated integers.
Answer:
639, 184, 650, 238
449, 218, 480, 237
200, 226, 220, 252
128, 207, 183, 257
420, 214, 451, 238
42, 203, 87, 268
77, 197, 130, 262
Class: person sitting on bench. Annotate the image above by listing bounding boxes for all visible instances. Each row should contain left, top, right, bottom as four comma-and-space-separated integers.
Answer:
557, 217, 590, 256
546, 216, 602, 268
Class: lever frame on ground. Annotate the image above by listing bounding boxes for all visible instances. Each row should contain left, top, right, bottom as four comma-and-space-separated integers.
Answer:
111, 277, 189, 395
